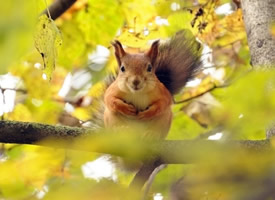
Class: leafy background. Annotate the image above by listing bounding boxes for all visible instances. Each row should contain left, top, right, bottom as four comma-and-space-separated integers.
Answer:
1, 0, 275, 199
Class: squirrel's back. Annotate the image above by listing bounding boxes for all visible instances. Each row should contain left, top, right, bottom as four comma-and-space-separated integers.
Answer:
155, 31, 202, 95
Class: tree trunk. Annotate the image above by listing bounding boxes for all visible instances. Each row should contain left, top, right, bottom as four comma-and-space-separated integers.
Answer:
241, 0, 275, 138
241, 0, 275, 67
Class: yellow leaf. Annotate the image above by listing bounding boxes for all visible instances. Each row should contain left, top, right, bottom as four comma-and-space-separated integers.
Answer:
34, 15, 62, 80
73, 107, 92, 121
121, 0, 156, 33
75, 0, 123, 46
197, 7, 246, 46
88, 82, 105, 98
270, 22, 275, 37
7, 104, 32, 122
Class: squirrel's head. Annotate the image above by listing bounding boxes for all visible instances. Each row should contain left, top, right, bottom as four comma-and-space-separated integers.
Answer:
112, 40, 159, 93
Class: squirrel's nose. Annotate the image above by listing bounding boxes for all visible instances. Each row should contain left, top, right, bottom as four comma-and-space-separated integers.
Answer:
133, 79, 140, 87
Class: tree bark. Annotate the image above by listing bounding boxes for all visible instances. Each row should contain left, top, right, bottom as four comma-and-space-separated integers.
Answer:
241, 0, 275, 138
0, 120, 87, 144
0, 120, 272, 189
241, 0, 275, 67
0, 120, 271, 162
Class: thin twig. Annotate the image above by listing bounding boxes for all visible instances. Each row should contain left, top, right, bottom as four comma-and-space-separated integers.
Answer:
142, 164, 167, 200
129, 159, 163, 190
175, 83, 229, 104
0, 87, 27, 94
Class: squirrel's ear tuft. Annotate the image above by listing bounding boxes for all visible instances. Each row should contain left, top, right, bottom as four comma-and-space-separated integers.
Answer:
111, 40, 126, 66
146, 40, 159, 66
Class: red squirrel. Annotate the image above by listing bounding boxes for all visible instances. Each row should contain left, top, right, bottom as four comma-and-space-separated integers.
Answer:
104, 31, 201, 138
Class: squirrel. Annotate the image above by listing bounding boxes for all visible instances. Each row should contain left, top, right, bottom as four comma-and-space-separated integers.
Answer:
104, 31, 201, 139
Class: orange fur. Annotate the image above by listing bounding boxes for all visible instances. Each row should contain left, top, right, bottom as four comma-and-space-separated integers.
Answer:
104, 40, 173, 139
104, 32, 201, 138
104, 79, 172, 138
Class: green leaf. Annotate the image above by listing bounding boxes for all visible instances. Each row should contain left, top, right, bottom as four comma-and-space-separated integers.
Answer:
75, 0, 123, 46
34, 14, 62, 80
58, 21, 87, 69
25, 99, 63, 124
166, 11, 194, 35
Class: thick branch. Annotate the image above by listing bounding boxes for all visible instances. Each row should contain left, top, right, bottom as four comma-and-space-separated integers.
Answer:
0, 120, 271, 163
41, 0, 77, 20
0, 120, 87, 144
0, 120, 272, 189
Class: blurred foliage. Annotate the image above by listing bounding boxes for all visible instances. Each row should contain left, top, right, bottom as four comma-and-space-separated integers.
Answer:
1, 0, 275, 199
0, 1, 36, 74
271, 22, 275, 37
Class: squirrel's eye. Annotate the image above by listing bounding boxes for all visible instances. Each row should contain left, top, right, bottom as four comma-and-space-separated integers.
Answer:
147, 64, 152, 72
120, 66, 125, 72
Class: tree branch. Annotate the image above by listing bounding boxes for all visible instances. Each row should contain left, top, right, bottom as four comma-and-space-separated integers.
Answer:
0, 120, 272, 189
41, 0, 77, 20
0, 120, 87, 144
0, 120, 271, 162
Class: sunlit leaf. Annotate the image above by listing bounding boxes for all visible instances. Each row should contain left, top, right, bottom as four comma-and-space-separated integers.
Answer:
0, 145, 65, 198
7, 104, 32, 122
166, 12, 194, 35
57, 21, 87, 69
75, 0, 123, 46
25, 99, 63, 124
121, 0, 156, 33
34, 14, 62, 80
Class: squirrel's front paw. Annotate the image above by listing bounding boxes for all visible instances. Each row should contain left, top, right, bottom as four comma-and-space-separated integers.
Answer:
116, 101, 137, 116
138, 105, 159, 120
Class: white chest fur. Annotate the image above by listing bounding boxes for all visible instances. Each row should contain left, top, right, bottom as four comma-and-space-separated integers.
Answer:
123, 92, 151, 111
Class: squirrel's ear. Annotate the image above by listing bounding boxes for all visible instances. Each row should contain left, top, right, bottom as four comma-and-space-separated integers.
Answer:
146, 40, 159, 65
111, 40, 126, 66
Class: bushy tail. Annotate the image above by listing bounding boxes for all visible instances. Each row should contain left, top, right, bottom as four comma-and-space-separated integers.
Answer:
155, 30, 202, 95
83, 75, 115, 129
